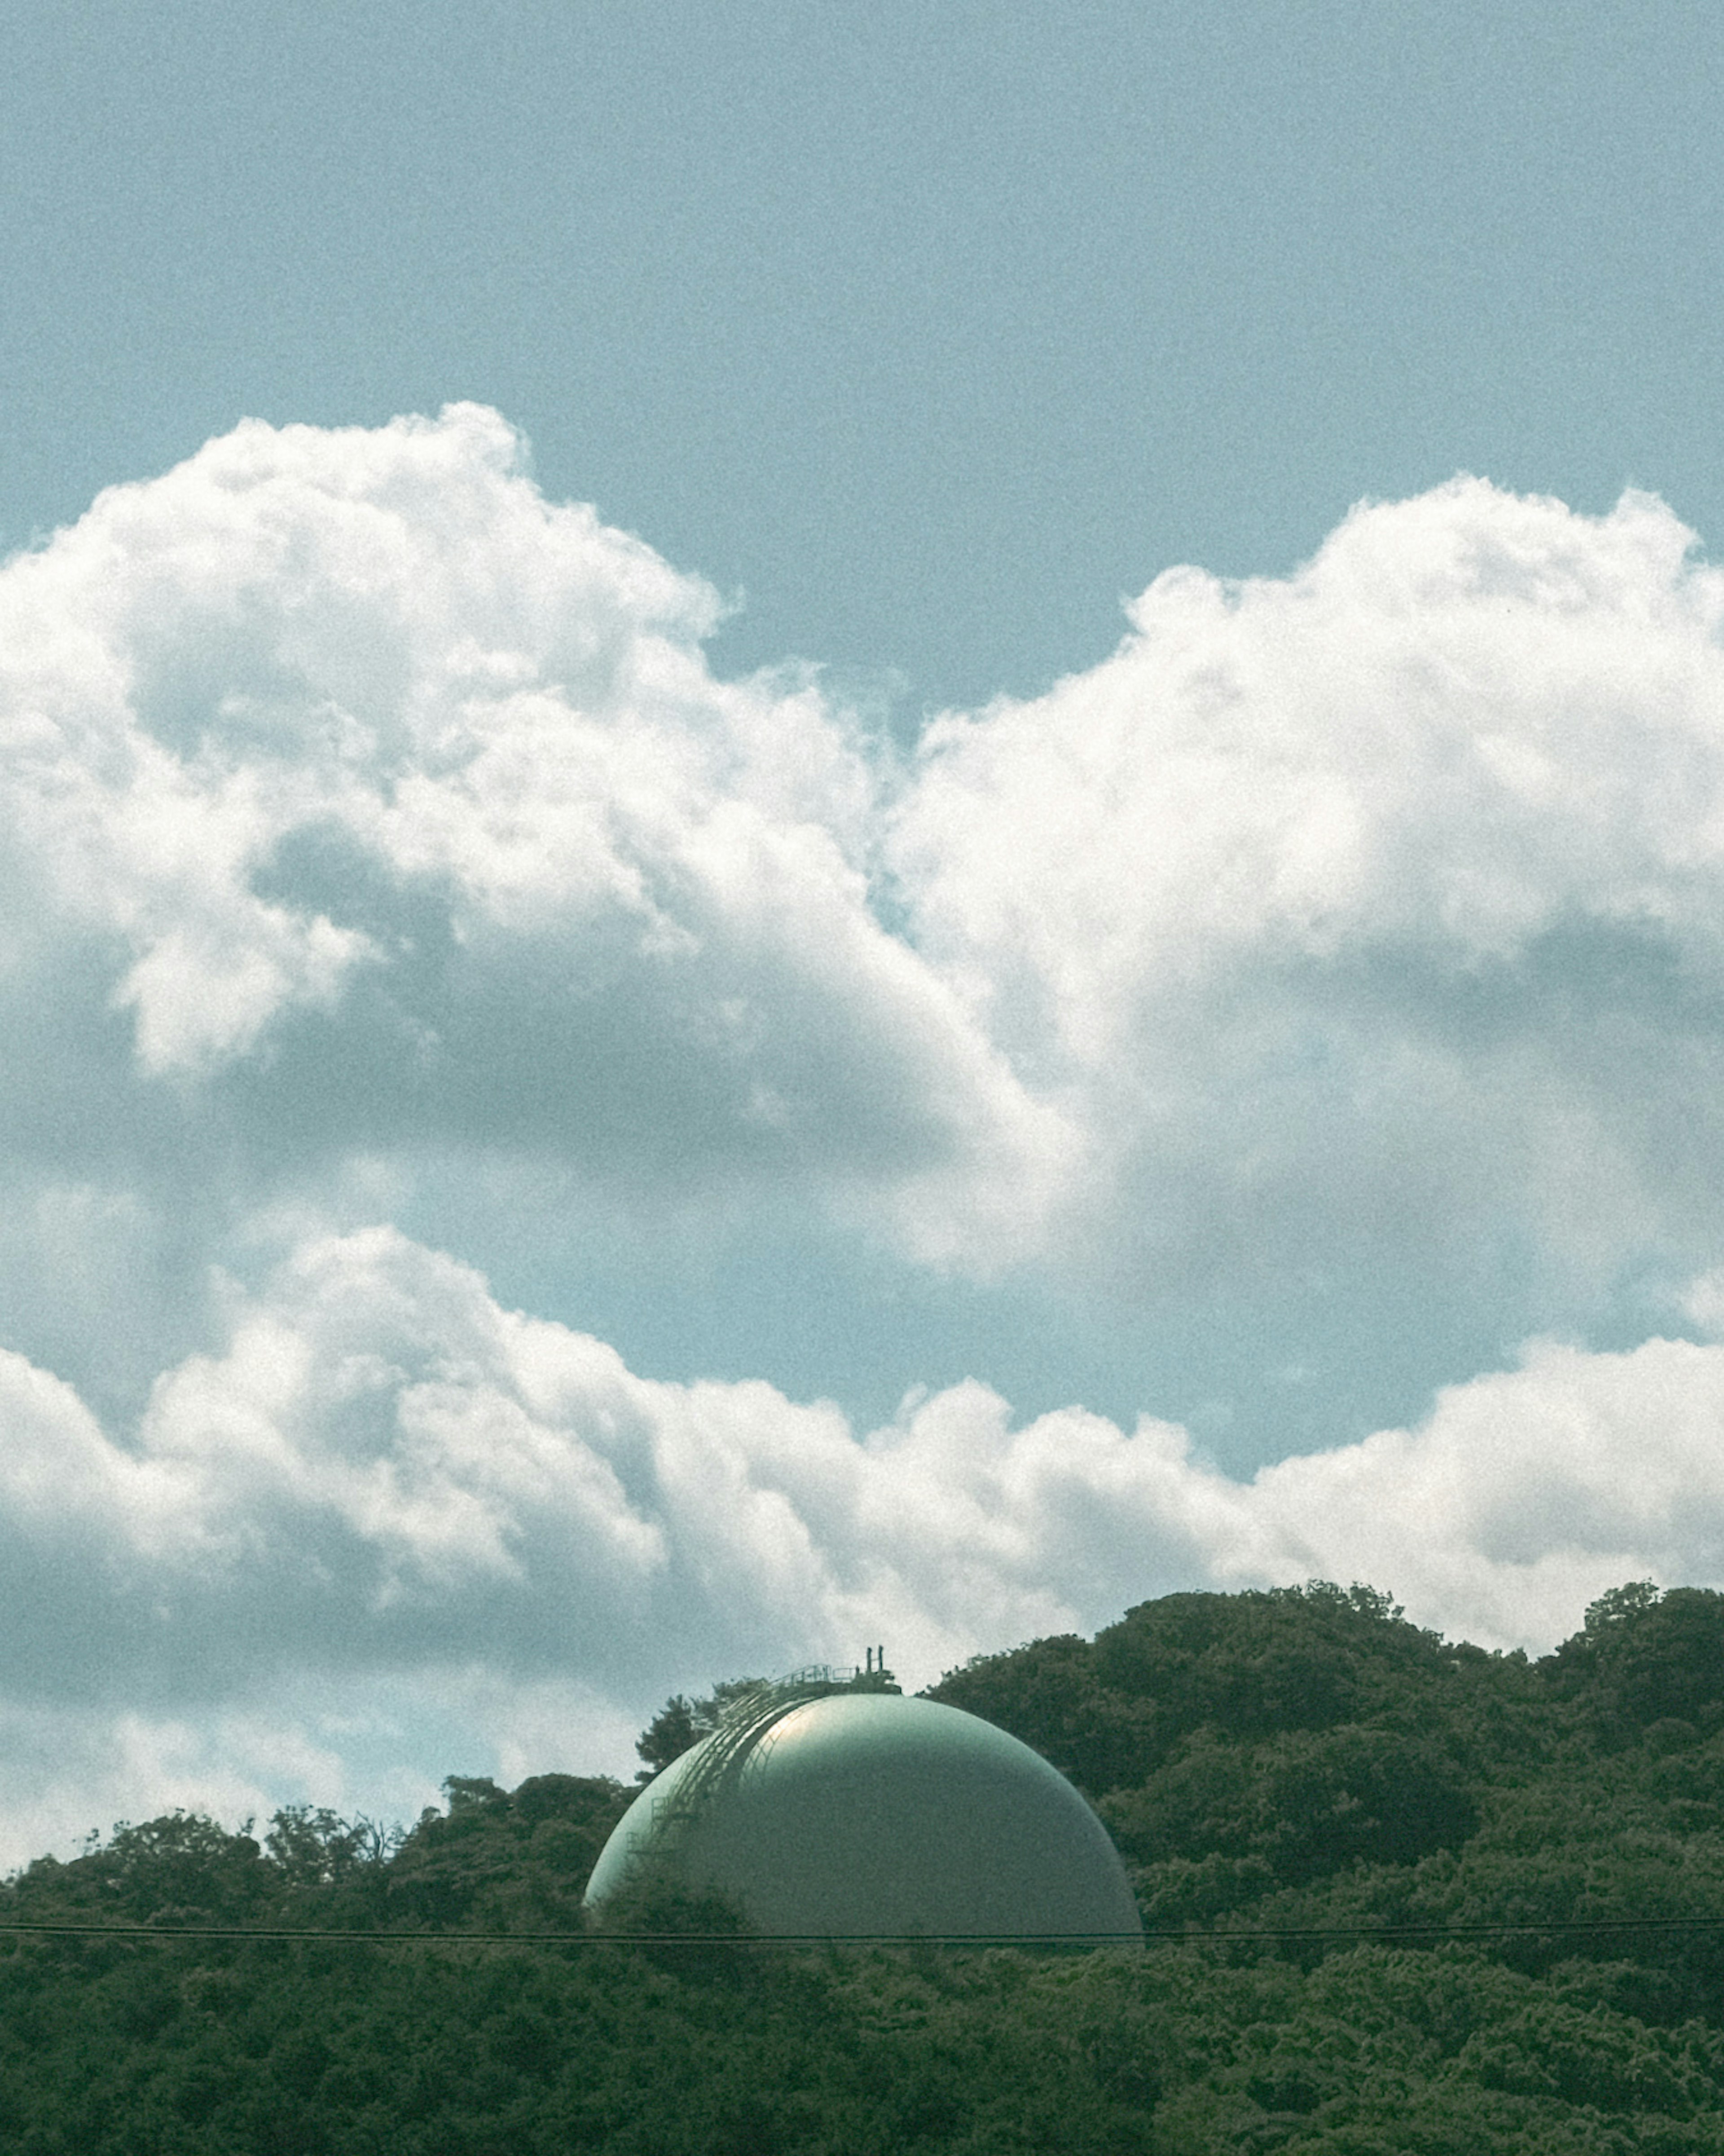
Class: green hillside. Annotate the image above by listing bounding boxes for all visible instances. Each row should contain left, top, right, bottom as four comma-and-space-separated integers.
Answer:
7, 1580, 1724, 2152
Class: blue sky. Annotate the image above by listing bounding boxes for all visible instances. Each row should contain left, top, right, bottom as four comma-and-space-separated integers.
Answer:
4, 0, 1724, 1857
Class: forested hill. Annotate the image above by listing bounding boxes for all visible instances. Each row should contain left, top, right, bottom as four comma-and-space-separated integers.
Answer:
6, 1581, 1724, 2152
928, 1579, 1724, 1944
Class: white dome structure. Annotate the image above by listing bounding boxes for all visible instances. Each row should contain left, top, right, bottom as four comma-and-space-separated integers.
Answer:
585, 1682, 1142, 1940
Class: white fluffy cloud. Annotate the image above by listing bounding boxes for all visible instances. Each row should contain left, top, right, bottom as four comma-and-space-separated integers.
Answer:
1, 1223, 1722, 1862
0, 402, 1063, 1263
10, 412, 1724, 1856
10, 414, 1724, 1311
896, 478, 1724, 1288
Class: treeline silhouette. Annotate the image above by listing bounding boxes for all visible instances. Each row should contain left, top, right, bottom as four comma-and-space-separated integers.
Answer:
7, 1580, 1724, 2149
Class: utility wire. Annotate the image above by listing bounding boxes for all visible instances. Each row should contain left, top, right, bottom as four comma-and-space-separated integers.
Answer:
4, 1915, 1724, 1946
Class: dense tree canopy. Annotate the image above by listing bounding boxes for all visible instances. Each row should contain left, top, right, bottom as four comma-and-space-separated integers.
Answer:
6, 1581, 1724, 2149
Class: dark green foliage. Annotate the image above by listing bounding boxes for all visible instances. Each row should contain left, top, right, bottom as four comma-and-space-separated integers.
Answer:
9, 1579, 1724, 2149
1090, 1581, 1460, 1755
266, 1805, 396, 1887
384, 1773, 630, 1931
923, 1630, 1157, 1792
585, 1868, 754, 1945
1102, 1722, 1478, 1883
633, 1677, 769, 1779
1547, 1584, 1724, 1737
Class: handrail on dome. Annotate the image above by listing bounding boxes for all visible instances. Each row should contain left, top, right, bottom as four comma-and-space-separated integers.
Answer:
635, 1658, 901, 1861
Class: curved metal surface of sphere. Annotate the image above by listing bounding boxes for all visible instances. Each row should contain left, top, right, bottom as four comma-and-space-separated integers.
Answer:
585, 1693, 1142, 1939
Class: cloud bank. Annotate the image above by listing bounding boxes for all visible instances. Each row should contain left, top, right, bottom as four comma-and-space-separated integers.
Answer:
6, 406, 1724, 1855
2, 1224, 1724, 1865
13, 410, 1724, 1307
16, 1225, 1724, 1694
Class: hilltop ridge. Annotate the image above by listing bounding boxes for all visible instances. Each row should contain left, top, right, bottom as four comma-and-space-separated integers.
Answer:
6, 1579, 1724, 2150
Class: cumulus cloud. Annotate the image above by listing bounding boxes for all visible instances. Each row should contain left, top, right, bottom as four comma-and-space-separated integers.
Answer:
11, 413, 1724, 1854
895, 478, 1724, 1291
3, 1224, 1724, 1862
0, 1226, 1137, 1714
12, 414, 1724, 1323
0, 402, 1064, 1269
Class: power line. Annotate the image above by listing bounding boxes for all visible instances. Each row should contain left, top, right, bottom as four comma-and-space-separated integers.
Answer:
3, 1914, 1724, 1946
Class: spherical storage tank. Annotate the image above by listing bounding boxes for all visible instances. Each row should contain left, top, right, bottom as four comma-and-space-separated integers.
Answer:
585, 1684, 1142, 1940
